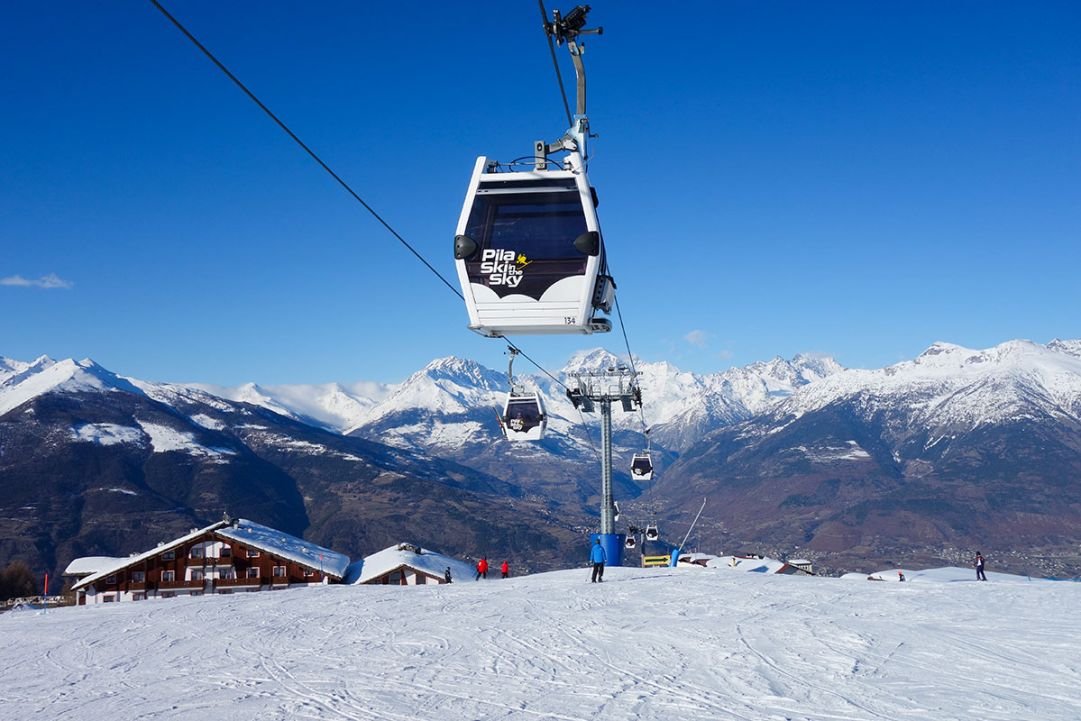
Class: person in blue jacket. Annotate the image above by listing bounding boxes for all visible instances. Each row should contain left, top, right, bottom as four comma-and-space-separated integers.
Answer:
590, 539, 607, 583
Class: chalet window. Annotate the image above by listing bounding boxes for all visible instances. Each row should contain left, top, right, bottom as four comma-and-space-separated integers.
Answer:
132, 592, 146, 601
103, 595, 115, 603
218, 589, 232, 595
105, 575, 116, 585
246, 548, 260, 558
219, 568, 236, 580
132, 571, 145, 583
303, 568, 315, 578
416, 574, 426, 585
162, 550, 176, 561
220, 545, 232, 557
162, 570, 175, 582
191, 569, 204, 581
246, 567, 260, 579
190, 547, 204, 559
272, 566, 287, 578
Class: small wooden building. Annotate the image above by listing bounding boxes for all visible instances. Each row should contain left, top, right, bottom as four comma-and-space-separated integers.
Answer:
344, 543, 475, 586
69, 517, 349, 605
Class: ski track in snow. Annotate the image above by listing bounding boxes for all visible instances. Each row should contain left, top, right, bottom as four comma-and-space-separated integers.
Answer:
2, 568, 1080, 720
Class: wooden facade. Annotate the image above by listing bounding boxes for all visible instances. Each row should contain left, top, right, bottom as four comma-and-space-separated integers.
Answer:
71, 521, 342, 605
364, 563, 444, 586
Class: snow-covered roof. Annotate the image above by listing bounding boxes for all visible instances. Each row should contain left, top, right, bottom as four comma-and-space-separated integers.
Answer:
72, 521, 228, 591
344, 544, 475, 585
64, 556, 124, 577
705, 555, 790, 574
217, 519, 350, 578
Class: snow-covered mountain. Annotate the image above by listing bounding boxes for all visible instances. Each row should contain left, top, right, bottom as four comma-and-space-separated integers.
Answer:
663, 338, 1081, 575
770, 339, 1081, 432
189, 380, 393, 432
5, 336, 1081, 577
0, 355, 587, 586
182, 349, 845, 454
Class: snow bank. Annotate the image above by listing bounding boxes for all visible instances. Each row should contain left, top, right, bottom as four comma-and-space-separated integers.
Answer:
856, 566, 1042, 584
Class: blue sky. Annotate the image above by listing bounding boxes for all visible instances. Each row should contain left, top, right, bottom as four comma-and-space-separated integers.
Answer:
2, 2, 1079, 385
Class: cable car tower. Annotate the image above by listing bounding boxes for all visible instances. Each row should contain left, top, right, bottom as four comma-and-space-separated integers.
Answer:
567, 363, 643, 566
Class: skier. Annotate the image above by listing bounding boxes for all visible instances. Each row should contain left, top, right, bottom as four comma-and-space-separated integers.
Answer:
475, 557, 488, 580
444, 567, 452, 584
975, 552, 987, 581
501, 560, 510, 579
589, 539, 607, 583
898, 570, 905, 582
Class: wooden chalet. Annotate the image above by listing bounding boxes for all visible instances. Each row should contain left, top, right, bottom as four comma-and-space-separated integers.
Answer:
69, 517, 350, 605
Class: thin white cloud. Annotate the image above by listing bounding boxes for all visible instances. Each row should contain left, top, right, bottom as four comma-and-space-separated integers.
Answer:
1, 273, 73, 289
684, 329, 709, 348
717, 349, 734, 361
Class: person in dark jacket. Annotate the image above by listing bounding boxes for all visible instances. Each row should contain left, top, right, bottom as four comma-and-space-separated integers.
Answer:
475, 557, 488, 580
975, 552, 987, 581
589, 539, 607, 583
500, 560, 510, 579
444, 567, 452, 584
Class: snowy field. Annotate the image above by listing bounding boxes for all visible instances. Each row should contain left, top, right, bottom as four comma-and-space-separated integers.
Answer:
2, 566, 1079, 721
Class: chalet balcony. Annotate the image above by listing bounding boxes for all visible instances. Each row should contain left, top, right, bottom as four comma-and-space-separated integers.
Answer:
157, 580, 206, 590
213, 577, 263, 588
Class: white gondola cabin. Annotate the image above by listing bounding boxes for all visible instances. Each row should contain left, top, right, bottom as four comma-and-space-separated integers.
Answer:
501, 391, 547, 442
644, 524, 659, 542
453, 153, 614, 337
630, 452, 654, 481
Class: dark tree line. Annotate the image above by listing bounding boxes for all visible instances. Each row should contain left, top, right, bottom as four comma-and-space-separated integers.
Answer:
0, 562, 37, 601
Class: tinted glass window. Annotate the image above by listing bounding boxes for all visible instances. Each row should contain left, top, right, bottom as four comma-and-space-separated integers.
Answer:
506, 398, 543, 431
466, 191, 587, 261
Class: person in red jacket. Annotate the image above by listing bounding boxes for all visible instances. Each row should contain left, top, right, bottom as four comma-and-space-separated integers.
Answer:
501, 560, 510, 579
475, 557, 488, 580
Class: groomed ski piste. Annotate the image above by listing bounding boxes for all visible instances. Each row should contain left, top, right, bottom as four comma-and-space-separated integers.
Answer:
2, 565, 1079, 721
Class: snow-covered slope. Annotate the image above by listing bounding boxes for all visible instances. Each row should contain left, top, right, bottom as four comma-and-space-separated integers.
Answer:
189, 380, 393, 432
3, 566, 1079, 721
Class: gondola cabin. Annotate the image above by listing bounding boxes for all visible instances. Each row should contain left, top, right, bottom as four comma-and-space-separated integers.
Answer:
630, 452, 654, 481
453, 154, 614, 336
502, 391, 547, 442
